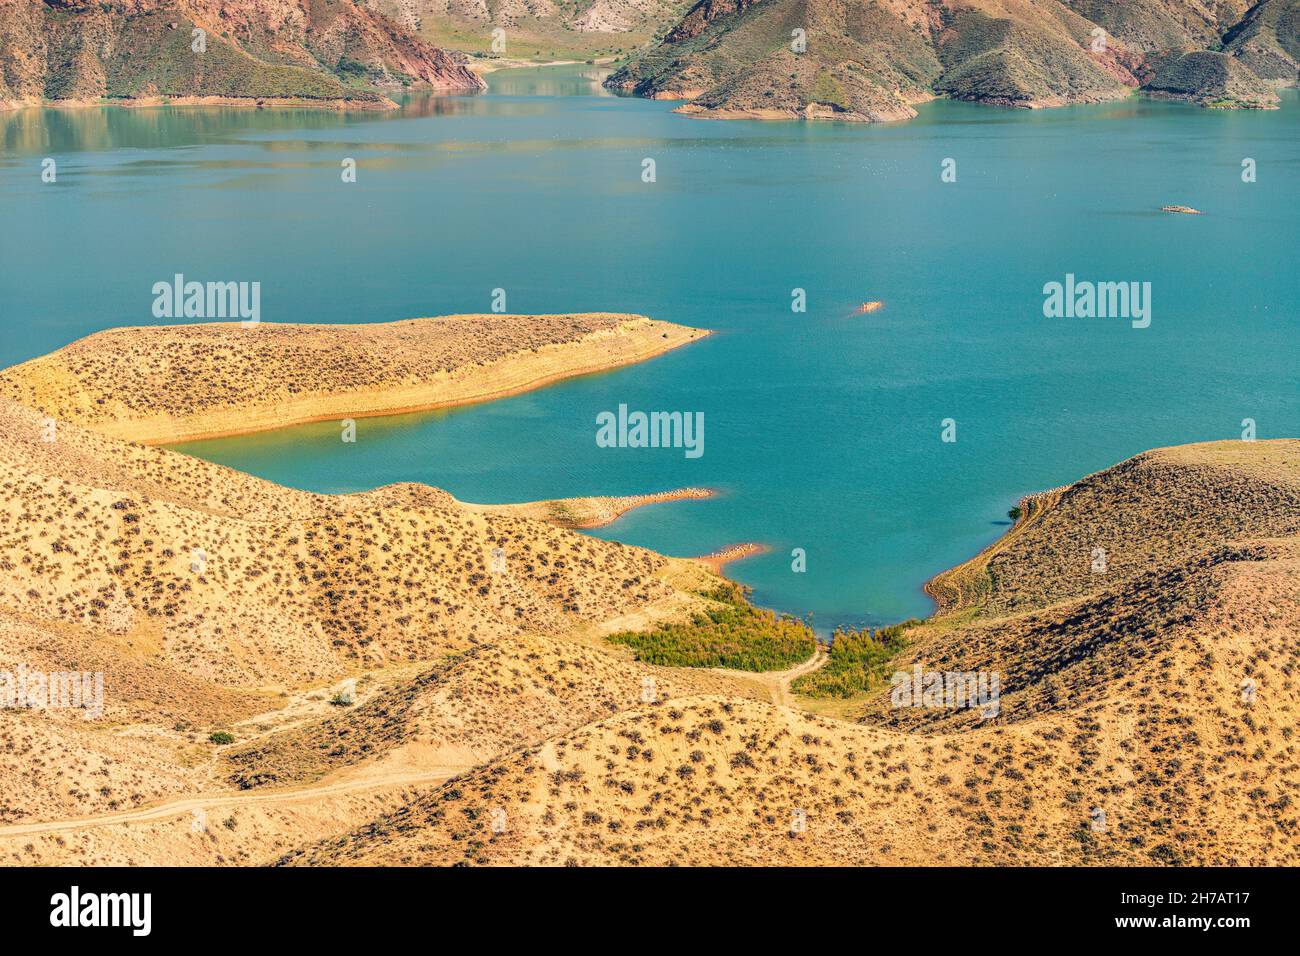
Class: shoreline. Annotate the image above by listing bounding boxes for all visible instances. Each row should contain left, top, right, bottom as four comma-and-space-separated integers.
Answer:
464, 487, 714, 529
693, 542, 769, 576
0, 82, 487, 115
922, 486, 1070, 617
1, 94, 404, 114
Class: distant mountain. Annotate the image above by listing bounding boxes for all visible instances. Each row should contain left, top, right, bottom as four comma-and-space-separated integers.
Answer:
1146, 48, 1280, 107
0, 0, 485, 110
362, 0, 692, 63
607, 0, 1295, 122
1223, 0, 1300, 84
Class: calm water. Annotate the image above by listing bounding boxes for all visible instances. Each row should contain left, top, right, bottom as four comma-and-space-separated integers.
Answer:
2, 68, 1297, 631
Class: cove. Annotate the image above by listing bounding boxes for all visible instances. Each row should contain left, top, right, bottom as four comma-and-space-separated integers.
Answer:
2, 67, 1296, 633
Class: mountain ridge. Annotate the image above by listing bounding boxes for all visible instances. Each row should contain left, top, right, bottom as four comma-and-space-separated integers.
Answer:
606, 0, 1296, 121
0, 0, 485, 111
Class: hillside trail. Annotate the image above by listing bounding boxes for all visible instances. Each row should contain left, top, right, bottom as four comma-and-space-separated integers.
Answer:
0, 765, 468, 839
711, 646, 829, 708
0, 650, 828, 840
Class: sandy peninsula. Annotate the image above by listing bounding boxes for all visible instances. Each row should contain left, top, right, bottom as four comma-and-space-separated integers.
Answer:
0, 314, 706, 445
465, 487, 714, 529
693, 542, 769, 575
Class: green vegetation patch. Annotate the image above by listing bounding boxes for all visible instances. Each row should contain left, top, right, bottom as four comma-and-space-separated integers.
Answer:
809, 72, 849, 110
607, 581, 815, 671
792, 620, 919, 698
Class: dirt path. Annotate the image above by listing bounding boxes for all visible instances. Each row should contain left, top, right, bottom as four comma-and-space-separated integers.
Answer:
774, 647, 830, 707
711, 646, 829, 708
0, 766, 468, 839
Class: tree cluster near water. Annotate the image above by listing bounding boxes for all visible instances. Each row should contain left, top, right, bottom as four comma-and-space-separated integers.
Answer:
792, 620, 919, 699
606, 582, 816, 671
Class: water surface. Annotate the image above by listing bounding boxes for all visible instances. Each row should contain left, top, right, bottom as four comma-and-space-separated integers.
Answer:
2, 68, 1297, 631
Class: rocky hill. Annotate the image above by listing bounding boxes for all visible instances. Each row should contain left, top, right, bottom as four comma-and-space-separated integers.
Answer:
0, 0, 484, 110
607, 0, 1294, 121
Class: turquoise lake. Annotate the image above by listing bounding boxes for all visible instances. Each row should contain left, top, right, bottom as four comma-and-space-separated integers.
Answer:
1, 67, 1297, 632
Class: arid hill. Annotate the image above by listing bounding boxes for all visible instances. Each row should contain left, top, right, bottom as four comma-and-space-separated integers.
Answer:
0, 314, 703, 444
280, 441, 1300, 866
0, 0, 484, 111
220, 630, 764, 791
607, 0, 1291, 121
0, 392, 713, 690
2, 313, 1295, 867
0, 314, 730, 850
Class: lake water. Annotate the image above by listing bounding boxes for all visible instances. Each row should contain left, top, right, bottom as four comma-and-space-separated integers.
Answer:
2, 68, 1296, 632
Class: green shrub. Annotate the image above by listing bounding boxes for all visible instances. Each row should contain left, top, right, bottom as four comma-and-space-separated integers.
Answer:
607, 582, 816, 672
792, 620, 920, 698
208, 731, 235, 745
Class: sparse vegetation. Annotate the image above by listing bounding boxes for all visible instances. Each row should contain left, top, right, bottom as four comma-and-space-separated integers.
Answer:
792, 621, 919, 698
607, 581, 816, 671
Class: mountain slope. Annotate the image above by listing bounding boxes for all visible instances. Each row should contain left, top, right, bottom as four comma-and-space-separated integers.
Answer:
1223, 0, 1300, 85
607, 0, 1291, 120
363, 0, 691, 63
279, 441, 1300, 866
0, 0, 484, 110
1062, 0, 1251, 53
1145, 48, 1281, 105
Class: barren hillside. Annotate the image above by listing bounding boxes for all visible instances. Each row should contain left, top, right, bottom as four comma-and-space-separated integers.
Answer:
2, 313, 1295, 867
281, 441, 1300, 866
0, 0, 484, 111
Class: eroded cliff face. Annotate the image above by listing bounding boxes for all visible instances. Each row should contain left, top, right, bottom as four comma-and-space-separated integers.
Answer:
0, 0, 485, 109
605, 0, 1296, 123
